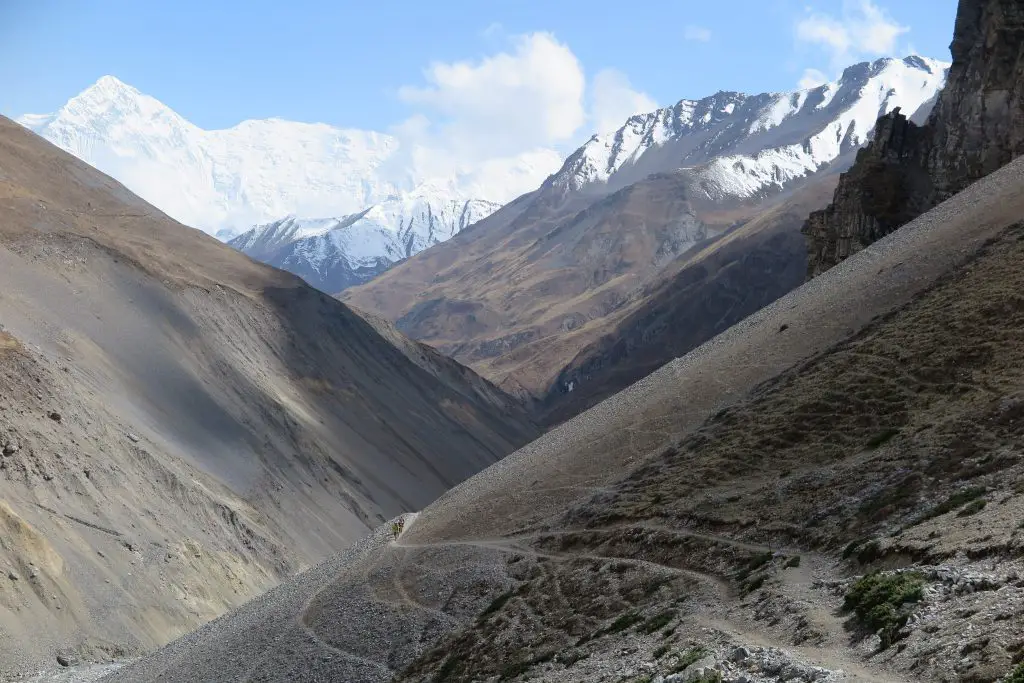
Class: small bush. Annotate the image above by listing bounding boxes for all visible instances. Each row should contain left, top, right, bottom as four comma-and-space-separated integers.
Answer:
924, 487, 987, 520
639, 610, 675, 634
692, 674, 723, 683
653, 644, 670, 659
742, 573, 767, 595
957, 499, 987, 517
737, 552, 773, 581
434, 655, 464, 682
856, 540, 884, 565
669, 647, 707, 673
1006, 663, 1024, 683
499, 661, 530, 680
604, 611, 644, 635
559, 650, 588, 667
479, 590, 514, 620
642, 576, 672, 597
866, 428, 899, 449
843, 571, 924, 649
784, 555, 802, 569
631, 676, 653, 683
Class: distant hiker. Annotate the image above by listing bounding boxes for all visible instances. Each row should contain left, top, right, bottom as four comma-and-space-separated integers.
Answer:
391, 522, 401, 540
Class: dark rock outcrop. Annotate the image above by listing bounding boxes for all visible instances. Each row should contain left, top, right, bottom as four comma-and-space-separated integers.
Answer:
804, 0, 1024, 278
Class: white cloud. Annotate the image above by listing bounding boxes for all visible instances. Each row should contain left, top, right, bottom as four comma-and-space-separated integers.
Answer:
684, 25, 712, 42
390, 31, 660, 202
397, 31, 586, 163
798, 68, 829, 89
796, 0, 909, 69
590, 69, 657, 135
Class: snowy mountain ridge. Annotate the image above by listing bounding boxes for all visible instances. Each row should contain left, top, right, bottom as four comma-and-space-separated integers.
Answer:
553, 56, 949, 199
227, 195, 501, 292
16, 76, 545, 235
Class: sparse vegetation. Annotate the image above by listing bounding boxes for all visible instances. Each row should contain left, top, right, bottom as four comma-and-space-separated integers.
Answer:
639, 610, 675, 634
691, 674, 723, 683
858, 539, 884, 564
736, 552, 773, 582
479, 590, 514, 620
1005, 662, 1024, 683
498, 650, 556, 681
842, 539, 865, 559
669, 647, 707, 673
434, 654, 464, 682
957, 499, 987, 516
653, 644, 670, 659
843, 571, 924, 649
559, 650, 588, 667
741, 573, 767, 595
922, 487, 987, 521
784, 555, 801, 568
865, 428, 899, 449
604, 611, 644, 635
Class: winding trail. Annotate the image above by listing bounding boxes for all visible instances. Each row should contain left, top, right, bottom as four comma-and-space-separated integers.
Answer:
389, 512, 910, 683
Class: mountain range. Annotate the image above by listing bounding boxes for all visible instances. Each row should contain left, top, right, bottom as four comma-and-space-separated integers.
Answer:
342, 55, 949, 412
17, 76, 557, 288
20, 58, 946, 300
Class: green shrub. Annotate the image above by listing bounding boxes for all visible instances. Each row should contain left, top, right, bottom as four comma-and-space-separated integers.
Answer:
434, 655, 464, 682
559, 650, 588, 667
669, 647, 707, 673
855, 539, 883, 565
499, 661, 530, 680
691, 674, 723, 683
1005, 663, 1024, 683
604, 611, 644, 635
784, 555, 802, 568
925, 487, 986, 520
742, 573, 767, 595
479, 590, 514, 620
957, 499, 987, 517
639, 610, 675, 634
843, 571, 924, 649
736, 552, 773, 582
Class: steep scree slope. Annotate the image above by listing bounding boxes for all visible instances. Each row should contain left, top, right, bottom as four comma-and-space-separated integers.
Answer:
0, 116, 537, 675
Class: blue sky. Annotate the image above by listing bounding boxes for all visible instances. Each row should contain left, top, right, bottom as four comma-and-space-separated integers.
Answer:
0, 0, 956, 150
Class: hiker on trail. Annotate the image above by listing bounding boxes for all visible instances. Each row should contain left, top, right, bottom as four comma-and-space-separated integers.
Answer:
391, 522, 401, 540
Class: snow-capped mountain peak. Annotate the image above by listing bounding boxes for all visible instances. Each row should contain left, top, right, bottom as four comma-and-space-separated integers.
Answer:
227, 194, 501, 293
17, 76, 545, 237
554, 55, 949, 199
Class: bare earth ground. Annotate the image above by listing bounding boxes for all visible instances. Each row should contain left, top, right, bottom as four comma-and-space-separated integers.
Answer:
102, 153, 1024, 681
0, 117, 538, 676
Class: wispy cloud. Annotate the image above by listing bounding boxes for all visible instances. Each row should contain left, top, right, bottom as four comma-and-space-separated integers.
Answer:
590, 69, 657, 135
795, 0, 909, 70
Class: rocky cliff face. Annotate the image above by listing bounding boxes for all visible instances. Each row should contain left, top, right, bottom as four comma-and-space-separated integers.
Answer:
804, 0, 1024, 278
